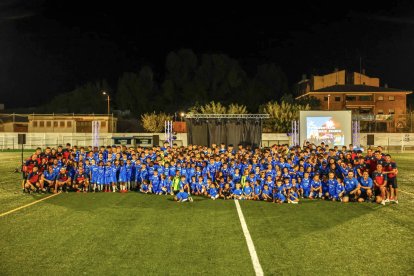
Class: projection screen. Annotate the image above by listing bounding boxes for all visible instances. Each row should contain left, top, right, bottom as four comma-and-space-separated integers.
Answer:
299, 110, 352, 147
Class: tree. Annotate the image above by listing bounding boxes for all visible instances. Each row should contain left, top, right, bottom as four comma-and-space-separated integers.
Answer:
188, 101, 249, 114
41, 80, 110, 113
141, 112, 172, 132
260, 101, 310, 132
116, 66, 156, 116
281, 93, 321, 110
227, 103, 248, 114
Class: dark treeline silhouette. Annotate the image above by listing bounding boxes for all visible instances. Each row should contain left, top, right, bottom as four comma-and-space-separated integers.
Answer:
39, 49, 293, 116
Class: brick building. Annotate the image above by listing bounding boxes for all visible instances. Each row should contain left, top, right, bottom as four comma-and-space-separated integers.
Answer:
296, 70, 412, 132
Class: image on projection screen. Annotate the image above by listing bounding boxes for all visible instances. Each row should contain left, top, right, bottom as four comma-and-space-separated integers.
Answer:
306, 117, 345, 145
300, 111, 352, 147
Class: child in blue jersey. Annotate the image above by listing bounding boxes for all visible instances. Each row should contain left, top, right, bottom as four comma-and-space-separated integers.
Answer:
301, 172, 312, 198
174, 187, 193, 202
327, 172, 338, 201
321, 175, 329, 199
232, 168, 241, 184
96, 161, 105, 192
190, 175, 197, 193
119, 160, 128, 192
243, 181, 253, 200
334, 178, 345, 201
261, 184, 272, 202
160, 175, 171, 195
180, 175, 190, 194
140, 179, 150, 194
273, 180, 286, 204
253, 180, 262, 201
110, 161, 118, 192
232, 183, 243, 200
296, 177, 303, 198
309, 174, 322, 199
208, 183, 219, 200
287, 188, 299, 204
125, 159, 133, 191
104, 161, 113, 192
150, 170, 161, 194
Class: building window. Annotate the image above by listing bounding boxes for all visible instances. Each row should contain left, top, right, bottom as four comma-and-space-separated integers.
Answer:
67, 121, 72, 127
389, 96, 395, 101
33, 121, 38, 127
335, 96, 341, 101
323, 96, 328, 101
346, 96, 356, 101
359, 95, 373, 101
53, 121, 58, 127
389, 109, 395, 115
101, 121, 107, 127
377, 96, 384, 101
39, 121, 44, 127
377, 109, 384, 115
60, 121, 65, 127
46, 121, 51, 127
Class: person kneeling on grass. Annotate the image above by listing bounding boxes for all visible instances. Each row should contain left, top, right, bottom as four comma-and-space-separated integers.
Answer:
342, 171, 360, 203
25, 166, 42, 194
73, 167, 89, 193
358, 171, 373, 203
55, 167, 71, 193
174, 188, 193, 202
42, 166, 56, 193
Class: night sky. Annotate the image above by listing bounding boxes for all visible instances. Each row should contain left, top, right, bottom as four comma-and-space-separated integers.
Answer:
1, 0, 414, 109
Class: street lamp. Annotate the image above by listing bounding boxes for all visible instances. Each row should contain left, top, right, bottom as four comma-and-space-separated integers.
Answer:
102, 91, 110, 115
180, 112, 185, 122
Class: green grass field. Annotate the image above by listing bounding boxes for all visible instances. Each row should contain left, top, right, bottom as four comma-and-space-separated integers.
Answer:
0, 152, 413, 275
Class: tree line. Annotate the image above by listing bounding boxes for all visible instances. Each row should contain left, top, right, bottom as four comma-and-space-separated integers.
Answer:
39, 49, 319, 115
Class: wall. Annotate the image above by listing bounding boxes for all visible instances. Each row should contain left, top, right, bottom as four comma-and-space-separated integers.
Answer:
313, 70, 346, 90
353, 72, 379, 87
0, 132, 187, 150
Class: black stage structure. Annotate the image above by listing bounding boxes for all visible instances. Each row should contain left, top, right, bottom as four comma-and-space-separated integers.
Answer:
185, 114, 270, 148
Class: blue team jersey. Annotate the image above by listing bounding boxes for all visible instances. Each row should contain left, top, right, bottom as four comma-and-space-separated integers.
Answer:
311, 180, 321, 188
359, 177, 373, 189
302, 178, 311, 190
344, 177, 359, 192
233, 188, 242, 196
177, 192, 189, 201
209, 187, 218, 196
243, 186, 253, 195
254, 185, 261, 195
43, 170, 56, 181
328, 179, 338, 196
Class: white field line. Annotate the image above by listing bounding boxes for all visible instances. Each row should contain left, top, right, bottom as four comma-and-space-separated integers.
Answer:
234, 200, 264, 276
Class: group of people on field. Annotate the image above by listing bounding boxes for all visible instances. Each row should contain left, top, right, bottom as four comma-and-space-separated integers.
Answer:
22, 141, 399, 205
